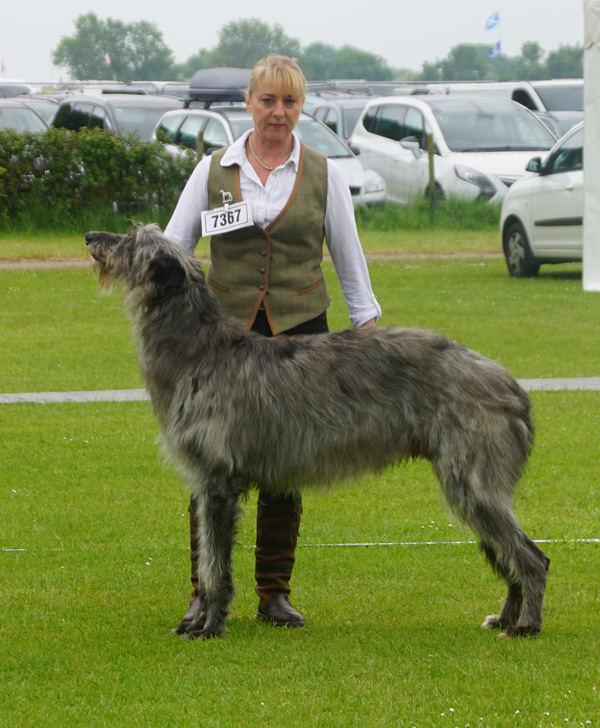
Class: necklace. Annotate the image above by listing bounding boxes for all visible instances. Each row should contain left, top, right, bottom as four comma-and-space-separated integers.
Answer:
248, 133, 293, 171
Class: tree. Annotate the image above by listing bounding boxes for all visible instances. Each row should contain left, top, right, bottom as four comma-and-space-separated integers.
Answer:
545, 44, 583, 78
515, 42, 544, 80
53, 13, 175, 81
421, 44, 495, 81
440, 44, 494, 81
299, 43, 337, 81
327, 46, 393, 81
417, 41, 584, 83
126, 22, 176, 80
210, 19, 302, 68
177, 50, 217, 81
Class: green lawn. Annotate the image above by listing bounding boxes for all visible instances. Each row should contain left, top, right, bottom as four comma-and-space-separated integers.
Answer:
1, 251, 599, 727
1, 396, 599, 727
0, 227, 499, 261
0, 257, 595, 393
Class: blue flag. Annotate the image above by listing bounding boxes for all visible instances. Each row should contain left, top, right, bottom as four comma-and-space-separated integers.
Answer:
488, 40, 502, 58
486, 11, 500, 30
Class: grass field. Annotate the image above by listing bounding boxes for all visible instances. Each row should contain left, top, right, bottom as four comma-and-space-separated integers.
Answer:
0, 228, 500, 260
1, 241, 599, 727
0, 198, 501, 260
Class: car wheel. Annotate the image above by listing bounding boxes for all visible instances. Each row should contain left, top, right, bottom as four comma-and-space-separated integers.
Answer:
504, 221, 540, 278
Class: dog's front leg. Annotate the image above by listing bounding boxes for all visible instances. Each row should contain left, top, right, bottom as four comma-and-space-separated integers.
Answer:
185, 480, 241, 639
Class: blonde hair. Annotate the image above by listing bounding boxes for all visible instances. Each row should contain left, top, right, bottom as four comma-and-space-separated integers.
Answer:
247, 54, 306, 100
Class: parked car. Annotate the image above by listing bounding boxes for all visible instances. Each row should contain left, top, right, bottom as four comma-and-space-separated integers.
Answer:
349, 95, 557, 205
308, 80, 403, 96
500, 121, 583, 277
304, 94, 373, 144
151, 106, 386, 207
435, 79, 584, 136
0, 79, 32, 98
0, 98, 48, 132
52, 93, 183, 140
19, 94, 63, 124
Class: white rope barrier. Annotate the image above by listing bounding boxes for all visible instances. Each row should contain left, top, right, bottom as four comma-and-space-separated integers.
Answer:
3, 538, 598, 553
2, 378, 600, 405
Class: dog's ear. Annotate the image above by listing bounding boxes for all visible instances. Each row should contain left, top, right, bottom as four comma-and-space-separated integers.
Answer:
148, 253, 186, 299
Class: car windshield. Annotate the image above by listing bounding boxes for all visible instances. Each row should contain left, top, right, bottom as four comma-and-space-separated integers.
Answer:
532, 84, 583, 112
22, 100, 57, 123
0, 107, 46, 132
228, 116, 353, 157
112, 106, 177, 140
428, 98, 556, 152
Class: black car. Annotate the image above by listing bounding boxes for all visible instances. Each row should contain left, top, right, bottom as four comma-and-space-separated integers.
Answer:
52, 93, 183, 140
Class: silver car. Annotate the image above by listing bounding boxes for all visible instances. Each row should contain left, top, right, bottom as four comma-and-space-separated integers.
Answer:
0, 98, 48, 132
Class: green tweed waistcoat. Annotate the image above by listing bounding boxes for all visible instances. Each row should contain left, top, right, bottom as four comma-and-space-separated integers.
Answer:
206, 142, 330, 334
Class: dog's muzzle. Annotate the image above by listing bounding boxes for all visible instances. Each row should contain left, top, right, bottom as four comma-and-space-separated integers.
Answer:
85, 232, 112, 263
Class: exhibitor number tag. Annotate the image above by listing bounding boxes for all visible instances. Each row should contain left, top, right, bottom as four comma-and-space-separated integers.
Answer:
201, 200, 253, 236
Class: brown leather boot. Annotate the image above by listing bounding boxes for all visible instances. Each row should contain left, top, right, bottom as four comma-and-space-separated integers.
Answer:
255, 497, 305, 627
171, 496, 200, 634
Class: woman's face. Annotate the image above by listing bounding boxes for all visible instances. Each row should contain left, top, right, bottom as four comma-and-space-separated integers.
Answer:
246, 77, 303, 144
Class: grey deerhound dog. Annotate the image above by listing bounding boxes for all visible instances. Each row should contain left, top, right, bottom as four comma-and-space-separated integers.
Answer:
85, 224, 549, 640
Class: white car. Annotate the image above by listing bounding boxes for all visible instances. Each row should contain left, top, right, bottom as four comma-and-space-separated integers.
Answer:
151, 107, 386, 208
348, 95, 557, 205
500, 121, 584, 277
427, 79, 584, 137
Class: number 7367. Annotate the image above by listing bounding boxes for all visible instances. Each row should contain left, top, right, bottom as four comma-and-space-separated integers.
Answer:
213, 209, 241, 226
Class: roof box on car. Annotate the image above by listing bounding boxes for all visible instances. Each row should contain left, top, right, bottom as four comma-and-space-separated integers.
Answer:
187, 67, 251, 106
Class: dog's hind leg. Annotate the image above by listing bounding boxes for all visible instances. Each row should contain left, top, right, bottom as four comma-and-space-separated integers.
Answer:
501, 535, 549, 638
184, 478, 242, 639
435, 456, 549, 637
468, 502, 549, 638
479, 542, 523, 631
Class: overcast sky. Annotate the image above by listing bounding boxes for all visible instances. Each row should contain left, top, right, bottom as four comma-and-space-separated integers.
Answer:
2, 0, 584, 83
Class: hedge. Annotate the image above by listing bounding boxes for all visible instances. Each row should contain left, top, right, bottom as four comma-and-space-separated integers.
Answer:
0, 127, 197, 229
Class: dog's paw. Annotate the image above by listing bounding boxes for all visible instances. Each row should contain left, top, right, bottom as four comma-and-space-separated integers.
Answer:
501, 623, 541, 639
481, 614, 504, 630
181, 625, 226, 640
170, 614, 206, 636
180, 616, 226, 640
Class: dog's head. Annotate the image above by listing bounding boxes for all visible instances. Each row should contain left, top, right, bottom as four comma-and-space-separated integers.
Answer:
86, 224, 204, 311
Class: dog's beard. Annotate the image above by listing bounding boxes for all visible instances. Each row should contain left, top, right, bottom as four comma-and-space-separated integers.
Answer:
90, 254, 118, 290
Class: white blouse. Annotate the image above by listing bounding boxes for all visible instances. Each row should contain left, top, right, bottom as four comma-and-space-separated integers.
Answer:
165, 129, 381, 327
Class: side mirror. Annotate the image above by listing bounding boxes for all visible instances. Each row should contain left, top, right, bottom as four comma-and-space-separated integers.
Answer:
400, 136, 422, 159
349, 144, 361, 155
526, 157, 542, 174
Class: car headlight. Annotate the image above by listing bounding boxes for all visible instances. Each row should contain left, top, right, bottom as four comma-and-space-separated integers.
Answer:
454, 164, 496, 199
363, 171, 385, 194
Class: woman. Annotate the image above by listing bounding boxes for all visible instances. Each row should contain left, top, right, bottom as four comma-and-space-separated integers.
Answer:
166, 54, 381, 633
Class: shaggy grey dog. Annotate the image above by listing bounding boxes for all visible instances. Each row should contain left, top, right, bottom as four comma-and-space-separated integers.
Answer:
85, 224, 549, 640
